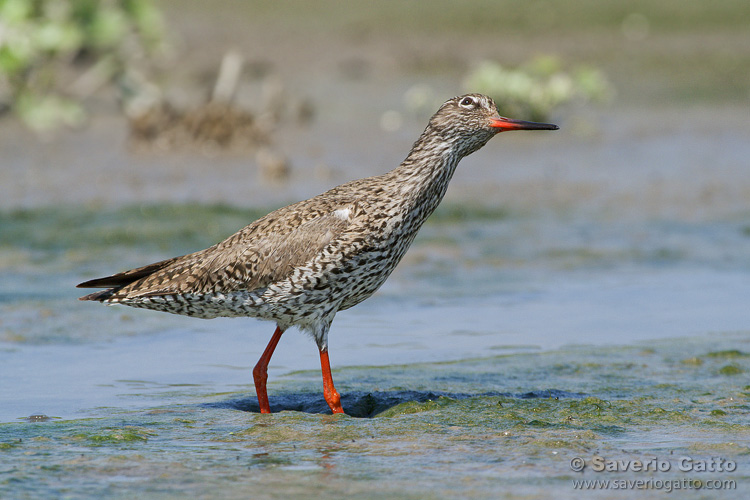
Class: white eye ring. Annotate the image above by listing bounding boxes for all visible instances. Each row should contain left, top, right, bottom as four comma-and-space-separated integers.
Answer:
459, 96, 476, 108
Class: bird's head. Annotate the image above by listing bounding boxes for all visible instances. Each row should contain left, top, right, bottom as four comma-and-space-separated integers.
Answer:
429, 93, 558, 157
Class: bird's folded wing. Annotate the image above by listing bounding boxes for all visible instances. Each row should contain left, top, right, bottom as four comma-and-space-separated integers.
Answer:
118, 206, 357, 298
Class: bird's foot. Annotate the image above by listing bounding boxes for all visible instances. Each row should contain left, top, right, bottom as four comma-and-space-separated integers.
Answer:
324, 387, 344, 414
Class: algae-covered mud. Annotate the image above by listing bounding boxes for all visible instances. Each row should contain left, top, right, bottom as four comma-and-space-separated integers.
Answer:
1, 335, 749, 499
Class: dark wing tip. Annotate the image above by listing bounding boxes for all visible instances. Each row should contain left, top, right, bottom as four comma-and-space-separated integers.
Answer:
77, 279, 95, 289
76, 255, 183, 290
77, 278, 111, 289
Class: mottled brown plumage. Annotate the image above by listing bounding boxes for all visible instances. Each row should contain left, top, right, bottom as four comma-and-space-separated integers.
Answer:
78, 93, 558, 414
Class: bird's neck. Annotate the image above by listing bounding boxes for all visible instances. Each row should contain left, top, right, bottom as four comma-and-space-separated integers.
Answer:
388, 128, 462, 225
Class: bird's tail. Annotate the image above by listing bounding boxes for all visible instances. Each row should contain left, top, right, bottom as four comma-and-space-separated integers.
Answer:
77, 256, 179, 302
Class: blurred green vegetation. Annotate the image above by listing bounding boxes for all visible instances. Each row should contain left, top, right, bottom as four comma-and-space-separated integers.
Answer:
0, 0, 164, 130
464, 56, 613, 122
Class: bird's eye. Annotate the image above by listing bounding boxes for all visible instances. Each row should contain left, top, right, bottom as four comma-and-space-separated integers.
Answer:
459, 96, 476, 108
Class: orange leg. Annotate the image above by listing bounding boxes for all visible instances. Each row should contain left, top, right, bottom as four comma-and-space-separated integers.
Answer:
253, 326, 284, 414
319, 348, 345, 414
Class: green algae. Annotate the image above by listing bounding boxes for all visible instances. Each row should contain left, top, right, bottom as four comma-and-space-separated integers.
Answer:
0, 440, 21, 450
718, 364, 744, 376
72, 426, 156, 445
707, 350, 749, 359
376, 395, 457, 417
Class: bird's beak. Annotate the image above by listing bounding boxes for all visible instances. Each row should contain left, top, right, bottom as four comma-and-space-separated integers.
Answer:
489, 116, 559, 132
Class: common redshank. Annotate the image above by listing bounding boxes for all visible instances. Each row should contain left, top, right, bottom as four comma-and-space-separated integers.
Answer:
78, 94, 558, 414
